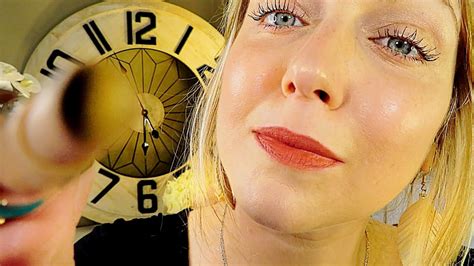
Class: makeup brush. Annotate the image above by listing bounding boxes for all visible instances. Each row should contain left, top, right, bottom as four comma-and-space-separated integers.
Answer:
0, 64, 136, 193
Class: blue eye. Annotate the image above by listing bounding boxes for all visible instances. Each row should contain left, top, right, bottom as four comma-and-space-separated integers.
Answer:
388, 38, 417, 56
370, 27, 440, 63
264, 12, 304, 28
248, 0, 306, 31
375, 37, 420, 58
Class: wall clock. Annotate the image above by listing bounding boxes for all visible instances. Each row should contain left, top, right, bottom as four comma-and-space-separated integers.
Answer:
24, 0, 223, 223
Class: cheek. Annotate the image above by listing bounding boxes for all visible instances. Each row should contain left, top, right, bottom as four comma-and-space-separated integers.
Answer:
218, 44, 285, 131
348, 70, 452, 199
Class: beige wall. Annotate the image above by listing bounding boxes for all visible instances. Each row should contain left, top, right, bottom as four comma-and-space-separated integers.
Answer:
0, 0, 223, 71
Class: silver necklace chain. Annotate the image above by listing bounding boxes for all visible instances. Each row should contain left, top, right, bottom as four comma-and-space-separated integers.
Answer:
219, 204, 229, 266
219, 204, 369, 266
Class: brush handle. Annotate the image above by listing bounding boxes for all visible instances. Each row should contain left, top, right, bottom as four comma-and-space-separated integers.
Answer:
0, 65, 135, 194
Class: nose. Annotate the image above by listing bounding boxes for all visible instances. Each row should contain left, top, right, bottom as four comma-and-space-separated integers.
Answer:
281, 28, 346, 110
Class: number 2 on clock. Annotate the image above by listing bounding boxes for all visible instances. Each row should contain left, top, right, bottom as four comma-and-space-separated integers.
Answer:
127, 11, 157, 45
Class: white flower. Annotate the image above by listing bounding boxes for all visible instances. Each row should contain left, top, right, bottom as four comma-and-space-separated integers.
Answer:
163, 169, 192, 214
0, 62, 23, 82
12, 73, 41, 98
0, 80, 13, 91
0, 62, 42, 99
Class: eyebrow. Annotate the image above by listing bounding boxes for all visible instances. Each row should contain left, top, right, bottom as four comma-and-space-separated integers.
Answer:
388, 0, 460, 31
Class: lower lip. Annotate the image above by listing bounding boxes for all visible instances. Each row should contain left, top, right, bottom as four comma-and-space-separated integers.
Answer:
254, 133, 339, 170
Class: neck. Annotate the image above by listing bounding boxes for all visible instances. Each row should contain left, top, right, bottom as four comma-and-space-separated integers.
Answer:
188, 202, 369, 266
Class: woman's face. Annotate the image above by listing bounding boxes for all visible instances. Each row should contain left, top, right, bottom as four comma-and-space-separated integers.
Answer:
216, 0, 460, 232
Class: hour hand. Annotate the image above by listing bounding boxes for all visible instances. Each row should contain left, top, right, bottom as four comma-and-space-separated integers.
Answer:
141, 116, 149, 156
143, 113, 159, 139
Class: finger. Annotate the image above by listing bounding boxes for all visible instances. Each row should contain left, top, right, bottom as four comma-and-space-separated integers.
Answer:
0, 64, 136, 194
0, 166, 96, 265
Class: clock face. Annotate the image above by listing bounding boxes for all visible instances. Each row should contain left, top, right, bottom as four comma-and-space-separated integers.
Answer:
24, 2, 223, 223
96, 48, 195, 178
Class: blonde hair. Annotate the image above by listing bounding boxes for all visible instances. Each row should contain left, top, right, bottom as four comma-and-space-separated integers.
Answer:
185, 0, 474, 264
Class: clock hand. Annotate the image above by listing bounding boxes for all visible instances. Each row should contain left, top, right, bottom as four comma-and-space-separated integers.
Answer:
111, 52, 127, 74
110, 51, 147, 112
135, 93, 146, 111
143, 113, 159, 139
145, 118, 159, 139
141, 115, 149, 156
111, 51, 157, 154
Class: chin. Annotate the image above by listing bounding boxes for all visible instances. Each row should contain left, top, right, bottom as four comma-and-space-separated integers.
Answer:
235, 182, 326, 234
245, 206, 301, 233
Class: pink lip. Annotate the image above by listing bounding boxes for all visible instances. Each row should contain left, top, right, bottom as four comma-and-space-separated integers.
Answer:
252, 127, 343, 170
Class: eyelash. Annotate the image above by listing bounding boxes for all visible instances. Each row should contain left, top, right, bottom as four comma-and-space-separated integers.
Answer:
370, 26, 440, 63
248, 0, 306, 30
248, 1, 440, 64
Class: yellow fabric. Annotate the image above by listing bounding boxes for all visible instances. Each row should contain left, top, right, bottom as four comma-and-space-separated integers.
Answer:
367, 219, 402, 265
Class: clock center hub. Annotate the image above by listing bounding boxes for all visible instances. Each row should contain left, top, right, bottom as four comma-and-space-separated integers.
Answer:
130, 93, 165, 133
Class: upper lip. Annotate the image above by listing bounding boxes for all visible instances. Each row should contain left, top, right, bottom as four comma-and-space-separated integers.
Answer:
252, 126, 343, 162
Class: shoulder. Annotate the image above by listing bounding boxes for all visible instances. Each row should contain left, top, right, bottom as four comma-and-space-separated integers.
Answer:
366, 219, 402, 265
74, 209, 190, 265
